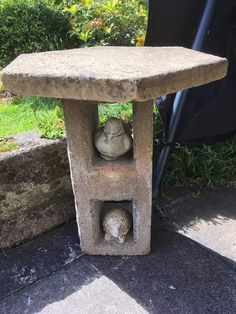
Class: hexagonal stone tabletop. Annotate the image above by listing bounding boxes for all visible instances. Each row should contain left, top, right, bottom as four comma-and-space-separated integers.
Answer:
1, 46, 227, 102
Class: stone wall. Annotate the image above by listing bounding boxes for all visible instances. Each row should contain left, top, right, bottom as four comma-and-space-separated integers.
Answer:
0, 131, 75, 250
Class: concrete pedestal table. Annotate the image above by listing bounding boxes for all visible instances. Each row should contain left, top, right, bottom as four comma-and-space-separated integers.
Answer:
2, 47, 227, 255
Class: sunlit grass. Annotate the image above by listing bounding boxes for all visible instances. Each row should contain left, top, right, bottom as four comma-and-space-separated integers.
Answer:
0, 100, 38, 137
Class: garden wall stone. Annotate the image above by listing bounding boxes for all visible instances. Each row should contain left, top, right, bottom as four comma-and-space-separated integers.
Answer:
0, 131, 74, 250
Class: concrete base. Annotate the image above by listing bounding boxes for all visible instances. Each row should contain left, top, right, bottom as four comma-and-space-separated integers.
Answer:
63, 100, 153, 255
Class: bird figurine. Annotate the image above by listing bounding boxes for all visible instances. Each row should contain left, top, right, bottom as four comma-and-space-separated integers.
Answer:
94, 117, 132, 160
102, 208, 132, 244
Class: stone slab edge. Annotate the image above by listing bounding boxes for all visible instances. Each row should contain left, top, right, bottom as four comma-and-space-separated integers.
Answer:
0, 131, 74, 250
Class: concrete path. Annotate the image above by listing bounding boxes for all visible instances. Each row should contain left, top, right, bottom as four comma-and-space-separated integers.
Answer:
0, 187, 235, 314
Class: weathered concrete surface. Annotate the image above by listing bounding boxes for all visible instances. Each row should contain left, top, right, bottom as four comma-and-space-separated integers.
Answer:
0, 211, 235, 314
63, 100, 153, 255
0, 131, 74, 249
158, 187, 236, 262
39, 276, 148, 314
2, 46, 227, 102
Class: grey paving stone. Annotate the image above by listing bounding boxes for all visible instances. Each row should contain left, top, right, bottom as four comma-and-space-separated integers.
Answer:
82, 217, 236, 314
0, 189, 235, 314
0, 259, 100, 314
0, 221, 81, 299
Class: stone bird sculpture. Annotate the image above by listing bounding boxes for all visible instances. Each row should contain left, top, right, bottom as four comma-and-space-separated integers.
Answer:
94, 117, 132, 160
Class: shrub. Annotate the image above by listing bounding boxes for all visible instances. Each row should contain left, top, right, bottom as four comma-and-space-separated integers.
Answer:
98, 103, 133, 126
0, 0, 75, 68
0, 0, 148, 68
65, 0, 148, 47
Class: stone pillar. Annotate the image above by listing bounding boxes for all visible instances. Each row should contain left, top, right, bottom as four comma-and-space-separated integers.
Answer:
62, 100, 153, 255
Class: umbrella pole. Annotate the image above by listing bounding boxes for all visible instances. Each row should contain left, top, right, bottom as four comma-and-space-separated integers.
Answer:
153, 0, 218, 200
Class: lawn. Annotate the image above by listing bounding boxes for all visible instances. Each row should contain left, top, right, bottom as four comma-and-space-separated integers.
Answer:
0, 99, 38, 137
0, 97, 62, 138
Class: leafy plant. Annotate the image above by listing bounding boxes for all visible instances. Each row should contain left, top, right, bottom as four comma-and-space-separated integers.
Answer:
162, 137, 236, 188
98, 103, 132, 126
33, 109, 65, 139
26, 97, 65, 139
65, 0, 148, 47
0, 0, 75, 68
0, 0, 148, 68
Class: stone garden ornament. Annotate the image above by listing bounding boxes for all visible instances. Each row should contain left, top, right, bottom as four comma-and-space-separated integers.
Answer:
102, 208, 132, 244
94, 117, 132, 160
1, 46, 227, 255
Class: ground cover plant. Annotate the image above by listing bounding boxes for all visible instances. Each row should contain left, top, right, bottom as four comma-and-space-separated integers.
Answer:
163, 139, 236, 188
98, 103, 132, 126
0, 96, 64, 139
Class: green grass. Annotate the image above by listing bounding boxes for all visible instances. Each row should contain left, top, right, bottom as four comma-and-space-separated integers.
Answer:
0, 97, 134, 138
0, 96, 235, 188
0, 96, 63, 138
0, 100, 37, 137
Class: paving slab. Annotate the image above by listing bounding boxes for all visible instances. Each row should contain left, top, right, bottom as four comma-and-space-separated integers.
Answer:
0, 205, 235, 314
0, 258, 99, 314
0, 221, 81, 299
84, 219, 236, 314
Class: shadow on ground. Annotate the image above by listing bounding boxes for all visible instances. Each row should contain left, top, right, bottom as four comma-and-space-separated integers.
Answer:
159, 186, 236, 228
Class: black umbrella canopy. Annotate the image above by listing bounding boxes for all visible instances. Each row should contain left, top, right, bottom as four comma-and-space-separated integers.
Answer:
146, 0, 236, 146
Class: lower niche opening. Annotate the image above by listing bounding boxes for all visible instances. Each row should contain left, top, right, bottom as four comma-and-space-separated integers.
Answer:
91, 200, 135, 245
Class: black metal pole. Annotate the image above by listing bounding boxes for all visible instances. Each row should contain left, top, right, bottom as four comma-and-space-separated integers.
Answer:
153, 0, 218, 199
